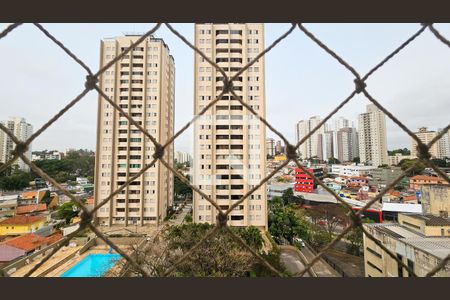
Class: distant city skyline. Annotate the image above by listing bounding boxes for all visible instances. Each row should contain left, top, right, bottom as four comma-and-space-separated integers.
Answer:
1, 23, 450, 153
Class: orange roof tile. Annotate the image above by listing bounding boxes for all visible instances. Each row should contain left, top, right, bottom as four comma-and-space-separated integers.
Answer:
410, 175, 443, 181
45, 233, 63, 245
4, 234, 48, 252
0, 215, 45, 226
16, 204, 47, 215
21, 191, 37, 200
403, 195, 417, 201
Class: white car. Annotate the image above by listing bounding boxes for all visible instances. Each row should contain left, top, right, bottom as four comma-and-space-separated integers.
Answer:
293, 237, 305, 248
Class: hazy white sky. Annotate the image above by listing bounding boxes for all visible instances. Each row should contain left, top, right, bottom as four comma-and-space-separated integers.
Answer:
0, 23, 449, 154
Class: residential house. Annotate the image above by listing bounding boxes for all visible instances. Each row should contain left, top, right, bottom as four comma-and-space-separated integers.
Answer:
15, 203, 47, 215
0, 215, 46, 236
4, 233, 61, 255
410, 175, 449, 190
0, 244, 25, 266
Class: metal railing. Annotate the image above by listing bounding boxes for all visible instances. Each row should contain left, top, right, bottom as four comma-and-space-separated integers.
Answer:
0, 23, 449, 277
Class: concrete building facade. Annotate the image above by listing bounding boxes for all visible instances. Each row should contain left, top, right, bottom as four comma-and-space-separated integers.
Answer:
388, 153, 414, 166
331, 117, 350, 159
296, 116, 325, 160
193, 23, 267, 228
358, 104, 388, 167
336, 127, 359, 163
175, 151, 192, 164
437, 128, 450, 159
0, 117, 33, 172
363, 222, 450, 277
368, 167, 403, 188
420, 185, 450, 217
94, 35, 175, 226
266, 138, 275, 157
411, 127, 439, 159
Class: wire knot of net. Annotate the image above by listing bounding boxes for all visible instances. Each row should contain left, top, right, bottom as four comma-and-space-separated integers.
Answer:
11, 142, 28, 157
79, 210, 93, 228
285, 143, 298, 160
354, 78, 367, 94
84, 75, 99, 90
417, 142, 432, 161
152, 143, 165, 160
222, 78, 233, 94
350, 212, 362, 228
216, 212, 228, 227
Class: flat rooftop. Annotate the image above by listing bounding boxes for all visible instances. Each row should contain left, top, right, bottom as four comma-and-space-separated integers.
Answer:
367, 223, 450, 260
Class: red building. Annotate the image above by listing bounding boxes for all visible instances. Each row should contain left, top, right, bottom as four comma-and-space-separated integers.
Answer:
294, 168, 315, 193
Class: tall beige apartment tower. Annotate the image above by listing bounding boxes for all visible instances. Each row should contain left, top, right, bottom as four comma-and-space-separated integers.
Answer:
411, 127, 439, 158
193, 23, 267, 229
358, 104, 388, 167
94, 35, 175, 227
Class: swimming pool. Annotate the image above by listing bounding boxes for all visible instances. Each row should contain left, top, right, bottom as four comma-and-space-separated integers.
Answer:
60, 253, 121, 277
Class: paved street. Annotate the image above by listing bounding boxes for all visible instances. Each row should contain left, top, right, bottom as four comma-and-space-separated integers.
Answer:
280, 247, 310, 277
300, 245, 341, 277
280, 245, 340, 277
168, 202, 192, 225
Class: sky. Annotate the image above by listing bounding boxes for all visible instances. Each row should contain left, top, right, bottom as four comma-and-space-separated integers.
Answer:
0, 23, 449, 154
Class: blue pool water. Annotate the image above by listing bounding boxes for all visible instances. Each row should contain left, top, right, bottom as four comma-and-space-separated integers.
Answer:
60, 253, 121, 277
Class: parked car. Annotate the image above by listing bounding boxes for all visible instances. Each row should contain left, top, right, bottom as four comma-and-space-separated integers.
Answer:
293, 237, 305, 248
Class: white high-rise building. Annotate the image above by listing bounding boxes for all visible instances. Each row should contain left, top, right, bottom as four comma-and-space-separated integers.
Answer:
0, 117, 33, 172
175, 151, 192, 164
322, 131, 334, 161
295, 116, 325, 160
358, 104, 388, 167
193, 23, 267, 228
331, 117, 350, 158
94, 35, 175, 226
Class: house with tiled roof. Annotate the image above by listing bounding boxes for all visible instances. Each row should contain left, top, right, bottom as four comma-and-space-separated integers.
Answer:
4, 233, 51, 254
16, 203, 47, 215
18, 190, 48, 206
0, 215, 46, 236
0, 244, 26, 265
409, 175, 449, 190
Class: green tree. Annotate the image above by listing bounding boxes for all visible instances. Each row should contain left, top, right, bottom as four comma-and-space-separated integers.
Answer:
57, 201, 81, 224
268, 204, 310, 243
31, 149, 95, 183
0, 169, 31, 191
174, 174, 192, 202
398, 158, 426, 176
306, 204, 348, 239
388, 148, 411, 156
160, 223, 279, 277
431, 158, 447, 168
345, 218, 373, 256
328, 157, 341, 164
352, 157, 360, 164
184, 214, 193, 223
235, 226, 264, 250
281, 188, 294, 206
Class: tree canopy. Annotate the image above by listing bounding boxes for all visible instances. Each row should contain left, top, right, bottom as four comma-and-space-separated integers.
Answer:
388, 148, 411, 156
